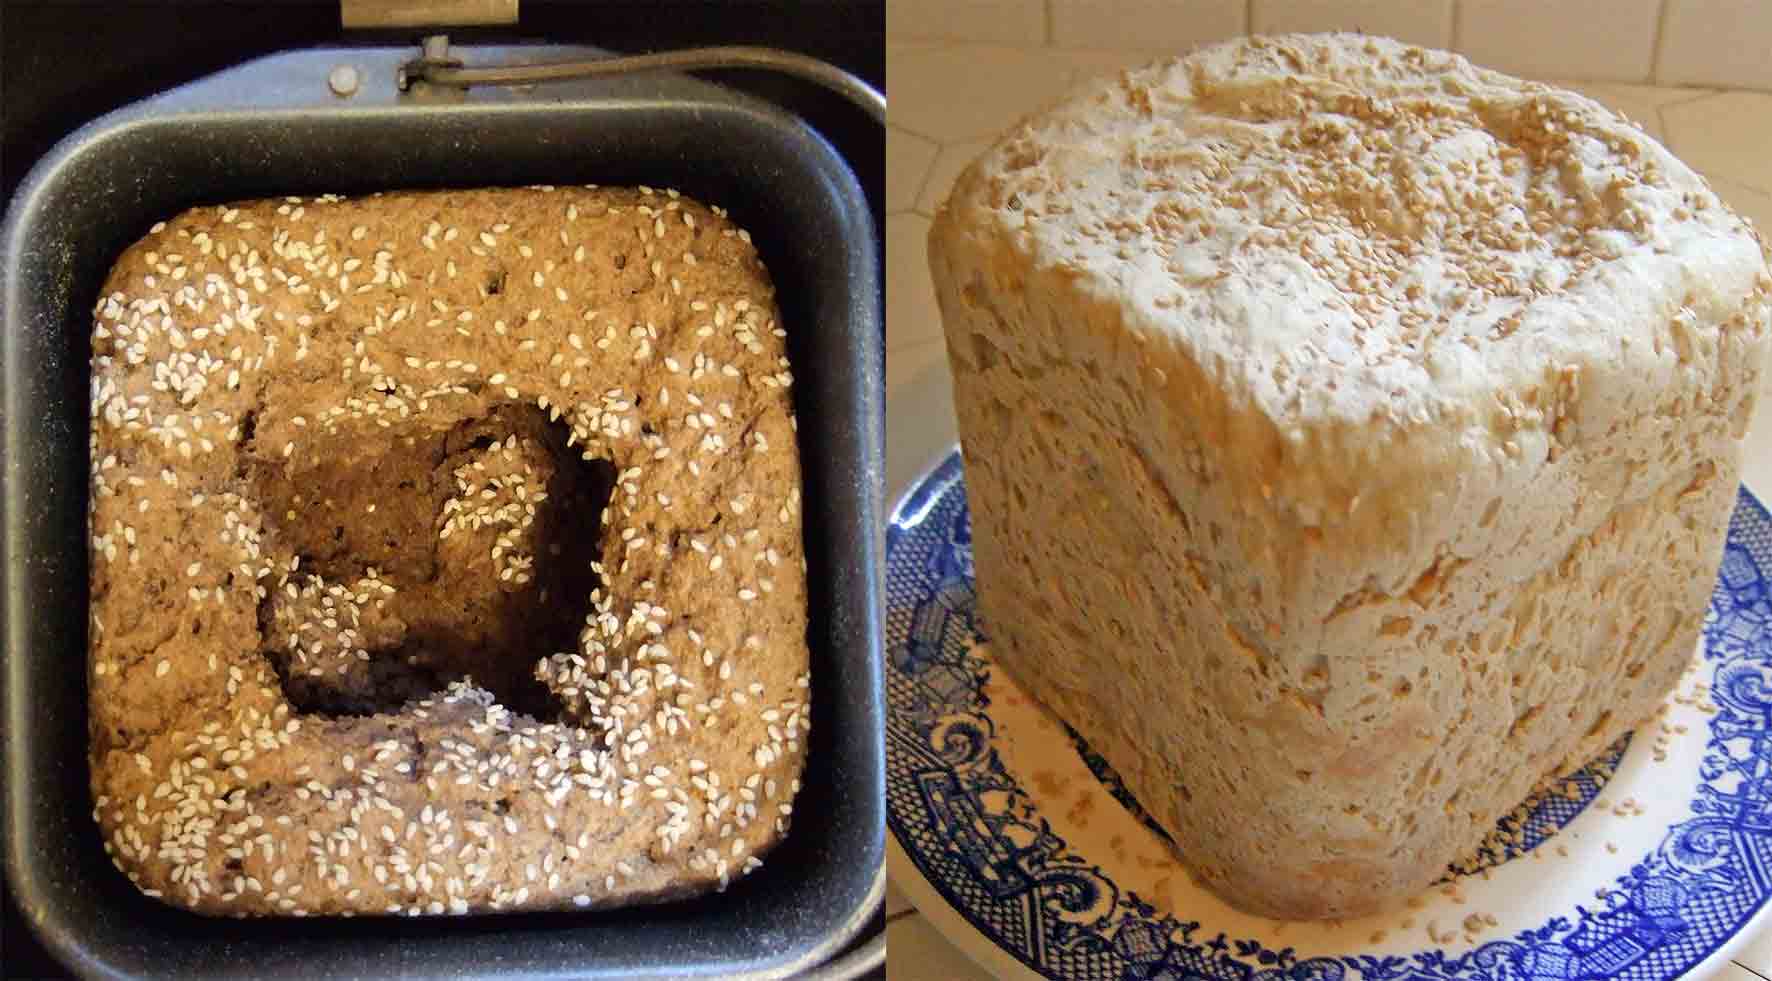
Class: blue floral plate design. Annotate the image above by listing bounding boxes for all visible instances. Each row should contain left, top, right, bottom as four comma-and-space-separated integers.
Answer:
886, 449, 1772, 981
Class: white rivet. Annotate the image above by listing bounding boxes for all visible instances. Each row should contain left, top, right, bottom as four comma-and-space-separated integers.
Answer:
328, 65, 360, 98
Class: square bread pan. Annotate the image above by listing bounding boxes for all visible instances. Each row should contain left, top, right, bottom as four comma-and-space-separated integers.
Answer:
1, 43, 884, 980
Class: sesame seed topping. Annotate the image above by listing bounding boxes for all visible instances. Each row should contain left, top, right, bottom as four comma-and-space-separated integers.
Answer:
86, 185, 808, 917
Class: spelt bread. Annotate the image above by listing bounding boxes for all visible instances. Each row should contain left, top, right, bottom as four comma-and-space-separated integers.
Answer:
928, 33, 1772, 919
87, 186, 810, 916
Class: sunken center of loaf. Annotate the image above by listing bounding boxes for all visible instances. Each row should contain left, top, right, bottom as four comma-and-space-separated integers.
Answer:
254, 402, 614, 718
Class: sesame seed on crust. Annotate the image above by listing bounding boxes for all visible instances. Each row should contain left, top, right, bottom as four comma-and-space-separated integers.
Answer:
87, 187, 808, 917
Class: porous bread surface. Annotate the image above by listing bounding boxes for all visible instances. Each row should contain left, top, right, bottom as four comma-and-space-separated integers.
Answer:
929, 33, 1772, 919
88, 186, 810, 916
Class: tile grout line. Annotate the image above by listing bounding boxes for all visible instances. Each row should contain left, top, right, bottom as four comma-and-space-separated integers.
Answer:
906, 144, 945, 220
1045, 0, 1056, 46
886, 906, 920, 925
885, 122, 936, 146
1647, 85, 1729, 154
1448, 0, 1462, 54
887, 123, 946, 210
886, 36, 951, 51
1650, 0, 1672, 86
1721, 175, 1772, 199
1655, 89, 1745, 165
1735, 960, 1772, 981
890, 334, 947, 351
889, 118, 949, 146
1658, 88, 1725, 108
888, 334, 947, 356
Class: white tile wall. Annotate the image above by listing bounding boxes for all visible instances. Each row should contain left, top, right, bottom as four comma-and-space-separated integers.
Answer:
885, 213, 941, 351
885, 339, 959, 498
886, 879, 915, 917
914, 138, 991, 215
887, 0, 1047, 44
886, 127, 940, 213
886, 0, 1772, 93
1659, 0, 1772, 91
1663, 92, 1772, 191
889, 44, 1146, 142
1553, 82, 1718, 143
1458, 0, 1661, 82
1048, 0, 1245, 53
886, 913, 993, 979
1712, 177, 1772, 236
1251, 0, 1451, 50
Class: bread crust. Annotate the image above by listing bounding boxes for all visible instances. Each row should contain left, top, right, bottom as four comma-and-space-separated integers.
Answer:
88, 187, 810, 916
929, 33, 1772, 919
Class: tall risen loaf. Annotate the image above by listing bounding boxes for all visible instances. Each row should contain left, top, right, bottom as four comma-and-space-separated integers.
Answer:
88, 186, 810, 915
928, 33, 1772, 920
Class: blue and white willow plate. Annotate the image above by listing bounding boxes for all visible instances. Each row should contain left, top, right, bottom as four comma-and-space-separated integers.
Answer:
886, 448, 1772, 981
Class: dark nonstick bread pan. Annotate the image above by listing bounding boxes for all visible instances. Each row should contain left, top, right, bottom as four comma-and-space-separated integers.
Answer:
1, 41, 884, 980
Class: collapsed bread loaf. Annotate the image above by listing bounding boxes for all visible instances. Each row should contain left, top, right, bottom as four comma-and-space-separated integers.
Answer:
928, 33, 1771, 919
88, 187, 810, 916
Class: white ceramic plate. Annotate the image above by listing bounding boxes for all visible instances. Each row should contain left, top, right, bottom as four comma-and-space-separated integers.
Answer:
886, 448, 1772, 981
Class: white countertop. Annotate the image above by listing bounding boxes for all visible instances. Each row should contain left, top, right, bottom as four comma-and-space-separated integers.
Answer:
884, 37, 1772, 981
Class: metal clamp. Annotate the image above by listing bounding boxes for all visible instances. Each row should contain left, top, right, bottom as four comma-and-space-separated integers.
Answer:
397, 36, 885, 125
394, 34, 465, 90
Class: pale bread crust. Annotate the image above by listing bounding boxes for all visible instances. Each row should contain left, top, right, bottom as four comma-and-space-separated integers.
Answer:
929, 33, 1772, 919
